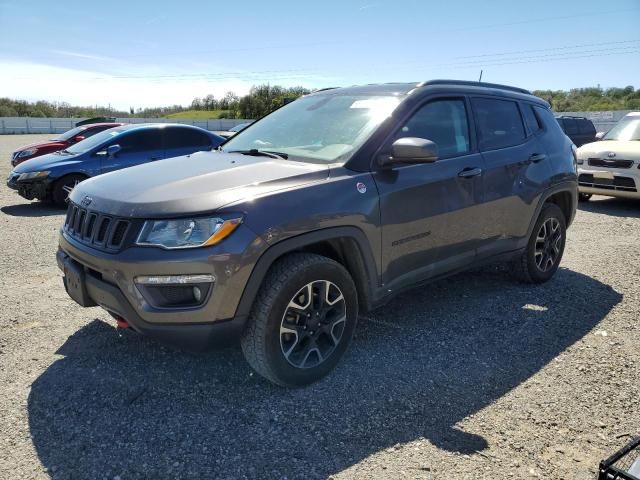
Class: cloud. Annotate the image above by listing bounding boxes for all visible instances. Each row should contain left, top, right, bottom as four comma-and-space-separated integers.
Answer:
0, 61, 257, 109
49, 49, 120, 63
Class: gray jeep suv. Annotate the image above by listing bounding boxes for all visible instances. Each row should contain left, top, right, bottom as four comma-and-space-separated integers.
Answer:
57, 80, 578, 387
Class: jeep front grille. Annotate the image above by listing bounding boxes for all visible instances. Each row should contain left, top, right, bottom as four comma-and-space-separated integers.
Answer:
63, 202, 134, 251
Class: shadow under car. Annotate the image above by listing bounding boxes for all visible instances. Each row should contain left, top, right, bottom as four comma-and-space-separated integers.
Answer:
27, 267, 621, 479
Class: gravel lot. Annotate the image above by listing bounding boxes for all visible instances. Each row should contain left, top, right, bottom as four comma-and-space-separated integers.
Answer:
0, 134, 638, 480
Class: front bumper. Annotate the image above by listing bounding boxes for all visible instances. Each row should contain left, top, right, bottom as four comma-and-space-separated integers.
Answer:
578, 166, 640, 199
57, 226, 267, 349
6, 174, 52, 200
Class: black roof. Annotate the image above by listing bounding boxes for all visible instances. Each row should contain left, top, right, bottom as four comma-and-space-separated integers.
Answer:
309, 80, 545, 105
421, 79, 530, 94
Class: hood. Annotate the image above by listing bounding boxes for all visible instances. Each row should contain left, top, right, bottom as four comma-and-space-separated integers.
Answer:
13, 151, 84, 173
14, 139, 66, 153
577, 140, 640, 161
69, 151, 329, 217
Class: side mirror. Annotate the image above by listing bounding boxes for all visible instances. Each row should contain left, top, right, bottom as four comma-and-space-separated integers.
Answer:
378, 137, 439, 168
595, 132, 605, 141
106, 144, 122, 157
72, 135, 85, 143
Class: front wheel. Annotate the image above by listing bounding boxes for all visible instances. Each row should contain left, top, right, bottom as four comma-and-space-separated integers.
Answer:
511, 203, 567, 284
241, 253, 358, 387
51, 174, 87, 207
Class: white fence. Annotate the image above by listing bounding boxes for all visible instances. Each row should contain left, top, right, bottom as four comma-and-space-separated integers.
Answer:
0, 110, 634, 135
0, 117, 253, 134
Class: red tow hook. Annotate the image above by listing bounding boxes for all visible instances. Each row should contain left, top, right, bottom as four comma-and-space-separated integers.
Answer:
114, 316, 131, 329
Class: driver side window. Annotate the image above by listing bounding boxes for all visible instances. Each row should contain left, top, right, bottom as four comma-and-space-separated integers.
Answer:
395, 99, 471, 158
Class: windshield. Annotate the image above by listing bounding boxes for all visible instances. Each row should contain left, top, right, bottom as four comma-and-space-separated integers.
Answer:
65, 128, 121, 154
222, 94, 402, 163
53, 126, 86, 141
603, 116, 640, 141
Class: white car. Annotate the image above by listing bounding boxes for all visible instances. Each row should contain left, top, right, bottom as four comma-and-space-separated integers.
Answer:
577, 112, 640, 201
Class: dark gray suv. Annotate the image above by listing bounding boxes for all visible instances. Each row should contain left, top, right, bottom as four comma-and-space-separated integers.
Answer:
57, 80, 578, 387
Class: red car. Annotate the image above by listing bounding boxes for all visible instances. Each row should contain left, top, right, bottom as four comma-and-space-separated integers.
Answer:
10, 123, 124, 167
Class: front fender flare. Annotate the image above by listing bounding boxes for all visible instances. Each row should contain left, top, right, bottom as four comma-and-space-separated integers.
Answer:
234, 226, 379, 320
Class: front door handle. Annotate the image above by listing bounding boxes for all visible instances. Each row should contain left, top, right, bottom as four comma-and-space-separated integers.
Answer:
458, 167, 482, 178
528, 153, 546, 164
150, 156, 161, 161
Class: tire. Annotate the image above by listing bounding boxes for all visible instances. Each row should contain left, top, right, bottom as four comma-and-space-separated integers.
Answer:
511, 203, 567, 284
241, 253, 358, 387
578, 193, 592, 202
52, 174, 87, 207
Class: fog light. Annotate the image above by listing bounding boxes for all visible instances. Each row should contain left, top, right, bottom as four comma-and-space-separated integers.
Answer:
135, 274, 215, 285
193, 286, 202, 303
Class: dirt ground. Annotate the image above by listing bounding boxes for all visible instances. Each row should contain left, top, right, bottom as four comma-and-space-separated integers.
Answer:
0, 134, 638, 480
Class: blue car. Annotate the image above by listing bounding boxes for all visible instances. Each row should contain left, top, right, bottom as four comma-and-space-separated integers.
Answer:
7, 123, 224, 205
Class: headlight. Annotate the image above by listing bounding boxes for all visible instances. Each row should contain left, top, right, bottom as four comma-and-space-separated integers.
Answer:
136, 216, 242, 249
17, 148, 38, 158
18, 170, 50, 181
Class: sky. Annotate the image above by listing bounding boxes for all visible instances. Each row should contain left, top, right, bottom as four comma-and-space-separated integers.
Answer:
1, 0, 639, 110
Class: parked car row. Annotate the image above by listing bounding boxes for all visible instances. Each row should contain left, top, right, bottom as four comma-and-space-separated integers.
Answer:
10, 122, 124, 166
7, 124, 224, 205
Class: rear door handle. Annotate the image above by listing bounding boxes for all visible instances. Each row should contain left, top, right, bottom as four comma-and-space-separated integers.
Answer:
528, 153, 546, 164
458, 167, 482, 178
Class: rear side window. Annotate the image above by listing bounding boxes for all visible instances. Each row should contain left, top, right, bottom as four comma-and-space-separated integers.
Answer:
116, 129, 163, 152
534, 106, 568, 142
560, 118, 578, 134
165, 127, 212, 149
394, 98, 470, 157
577, 119, 595, 135
472, 98, 525, 150
521, 104, 541, 135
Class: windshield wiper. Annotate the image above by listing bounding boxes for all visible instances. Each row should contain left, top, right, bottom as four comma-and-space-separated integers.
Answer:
228, 149, 288, 160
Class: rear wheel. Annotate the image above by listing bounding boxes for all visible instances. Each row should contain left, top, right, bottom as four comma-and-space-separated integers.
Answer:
52, 174, 86, 207
241, 253, 358, 387
512, 203, 566, 284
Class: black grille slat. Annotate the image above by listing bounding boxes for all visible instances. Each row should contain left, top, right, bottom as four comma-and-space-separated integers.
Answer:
74, 209, 85, 234
109, 221, 129, 248
67, 206, 78, 230
588, 158, 634, 169
84, 214, 97, 240
96, 218, 111, 244
63, 201, 135, 252
64, 204, 73, 227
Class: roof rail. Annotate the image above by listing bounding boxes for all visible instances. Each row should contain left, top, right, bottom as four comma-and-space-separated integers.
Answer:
421, 79, 531, 95
312, 87, 338, 92
556, 115, 589, 119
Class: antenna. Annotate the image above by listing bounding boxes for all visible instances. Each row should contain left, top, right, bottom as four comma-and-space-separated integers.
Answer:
478, 69, 483, 82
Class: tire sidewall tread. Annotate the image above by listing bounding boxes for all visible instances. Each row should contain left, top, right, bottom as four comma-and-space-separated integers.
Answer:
241, 253, 358, 387
512, 203, 567, 284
